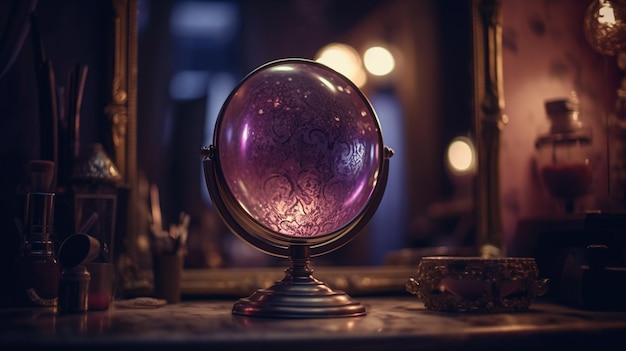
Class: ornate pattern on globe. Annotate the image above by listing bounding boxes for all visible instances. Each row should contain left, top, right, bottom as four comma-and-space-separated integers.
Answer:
217, 61, 382, 238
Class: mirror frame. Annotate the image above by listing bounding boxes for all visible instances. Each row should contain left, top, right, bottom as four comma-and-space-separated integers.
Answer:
117, 0, 504, 296
108, 0, 139, 269
472, 0, 505, 257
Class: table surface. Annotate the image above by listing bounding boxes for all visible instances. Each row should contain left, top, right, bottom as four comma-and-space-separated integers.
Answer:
2, 296, 626, 351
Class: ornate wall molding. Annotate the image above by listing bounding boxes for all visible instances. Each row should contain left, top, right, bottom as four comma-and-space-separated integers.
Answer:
106, 0, 138, 268
472, 0, 506, 257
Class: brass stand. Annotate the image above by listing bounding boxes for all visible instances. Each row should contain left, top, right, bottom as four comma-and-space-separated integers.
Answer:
232, 246, 366, 318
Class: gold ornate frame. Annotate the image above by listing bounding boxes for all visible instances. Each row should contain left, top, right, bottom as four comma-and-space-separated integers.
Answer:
106, 0, 138, 263
472, 0, 505, 258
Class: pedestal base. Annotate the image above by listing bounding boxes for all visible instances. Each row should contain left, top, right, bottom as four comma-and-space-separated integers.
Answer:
232, 273, 366, 318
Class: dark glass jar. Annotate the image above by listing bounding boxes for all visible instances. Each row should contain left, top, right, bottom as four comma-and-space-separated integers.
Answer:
18, 236, 60, 306
535, 93, 593, 213
17, 192, 60, 307
58, 265, 90, 313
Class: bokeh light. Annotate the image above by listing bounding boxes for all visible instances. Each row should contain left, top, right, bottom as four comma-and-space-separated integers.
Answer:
363, 46, 396, 77
315, 43, 367, 87
447, 137, 476, 175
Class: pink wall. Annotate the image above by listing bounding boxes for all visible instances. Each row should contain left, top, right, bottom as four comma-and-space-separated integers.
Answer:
500, 0, 621, 251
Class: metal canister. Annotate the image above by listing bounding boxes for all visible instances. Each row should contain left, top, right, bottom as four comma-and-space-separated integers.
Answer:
58, 265, 90, 313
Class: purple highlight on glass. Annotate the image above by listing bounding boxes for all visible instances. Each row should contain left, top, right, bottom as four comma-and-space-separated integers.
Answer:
216, 60, 383, 238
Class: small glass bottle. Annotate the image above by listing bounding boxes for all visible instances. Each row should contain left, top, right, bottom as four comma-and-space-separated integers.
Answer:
18, 192, 60, 307
535, 92, 593, 214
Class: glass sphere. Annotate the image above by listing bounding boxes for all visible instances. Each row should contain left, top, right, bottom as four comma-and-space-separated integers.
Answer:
583, 0, 626, 56
214, 59, 384, 239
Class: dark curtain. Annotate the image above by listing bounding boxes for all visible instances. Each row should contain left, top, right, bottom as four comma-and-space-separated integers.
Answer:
0, 0, 38, 79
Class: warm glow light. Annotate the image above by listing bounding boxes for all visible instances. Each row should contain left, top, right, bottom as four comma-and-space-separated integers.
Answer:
447, 137, 475, 175
363, 46, 395, 76
272, 65, 295, 72
317, 76, 337, 92
584, 0, 626, 55
599, 1, 617, 25
315, 43, 367, 88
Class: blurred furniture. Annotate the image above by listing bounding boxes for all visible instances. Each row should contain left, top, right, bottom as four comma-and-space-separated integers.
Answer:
512, 212, 626, 310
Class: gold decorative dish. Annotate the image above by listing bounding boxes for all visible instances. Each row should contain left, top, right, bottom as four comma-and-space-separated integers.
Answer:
406, 256, 548, 313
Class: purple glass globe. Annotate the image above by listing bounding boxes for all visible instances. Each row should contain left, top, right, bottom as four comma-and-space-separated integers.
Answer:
215, 59, 384, 239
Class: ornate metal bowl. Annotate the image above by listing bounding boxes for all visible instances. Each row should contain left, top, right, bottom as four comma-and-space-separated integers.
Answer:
406, 257, 548, 313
